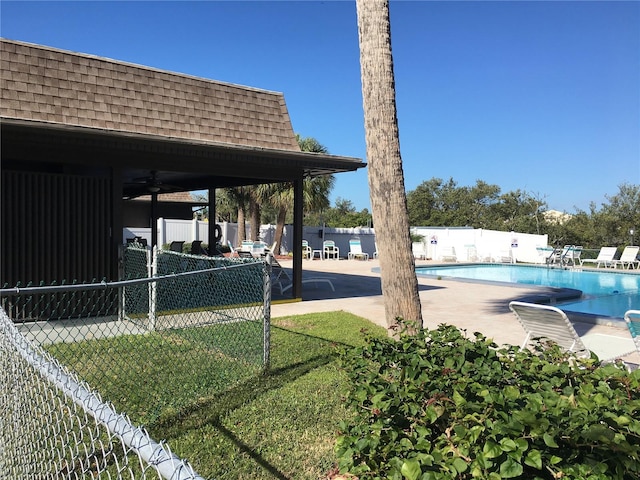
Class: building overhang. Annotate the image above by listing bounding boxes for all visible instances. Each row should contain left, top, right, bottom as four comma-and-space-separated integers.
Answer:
1, 117, 366, 198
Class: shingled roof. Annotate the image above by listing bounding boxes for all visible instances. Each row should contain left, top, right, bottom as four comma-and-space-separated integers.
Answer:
0, 38, 300, 151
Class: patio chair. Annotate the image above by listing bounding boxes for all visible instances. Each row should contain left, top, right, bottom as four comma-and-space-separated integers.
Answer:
302, 240, 312, 260
580, 246, 617, 268
348, 239, 369, 261
239, 240, 255, 252
323, 240, 339, 260
412, 241, 427, 260
251, 241, 267, 257
509, 301, 635, 362
624, 310, 640, 360
611, 246, 639, 270
169, 241, 184, 253
440, 246, 457, 262
190, 240, 207, 255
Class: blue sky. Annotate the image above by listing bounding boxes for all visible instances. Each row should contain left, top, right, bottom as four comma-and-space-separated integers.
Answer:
2, 1, 638, 214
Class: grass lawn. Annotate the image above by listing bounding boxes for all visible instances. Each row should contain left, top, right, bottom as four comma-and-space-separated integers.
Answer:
144, 311, 386, 479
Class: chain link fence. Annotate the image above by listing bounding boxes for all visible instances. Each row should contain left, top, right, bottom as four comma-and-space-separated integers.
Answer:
1, 245, 272, 478
0, 307, 205, 479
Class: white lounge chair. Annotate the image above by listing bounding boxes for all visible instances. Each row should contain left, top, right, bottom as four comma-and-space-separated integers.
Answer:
412, 241, 427, 260
440, 246, 457, 262
239, 240, 255, 252
323, 240, 339, 260
301, 240, 312, 260
580, 246, 617, 268
624, 310, 640, 359
509, 301, 635, 362
611, 246, 639, 270
348, 238, 369, 261
493, 249, 513, 263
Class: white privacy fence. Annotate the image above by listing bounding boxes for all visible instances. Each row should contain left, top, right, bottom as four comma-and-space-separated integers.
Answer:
124, 219, 549, 263
410, 226, 549, 264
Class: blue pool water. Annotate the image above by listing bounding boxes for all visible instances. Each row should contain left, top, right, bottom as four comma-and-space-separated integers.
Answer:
415, 264, 640, 320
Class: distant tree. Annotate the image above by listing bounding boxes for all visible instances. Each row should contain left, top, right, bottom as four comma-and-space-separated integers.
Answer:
489, 189, 546, 233
356, 0, 422, 334
569, 183, 640, 248
320, 198, 372, 228
601, 183, 640, 245
407, 178, 547, 233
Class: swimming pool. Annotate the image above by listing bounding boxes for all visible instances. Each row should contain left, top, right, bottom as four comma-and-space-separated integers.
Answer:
415, 264, 640, 320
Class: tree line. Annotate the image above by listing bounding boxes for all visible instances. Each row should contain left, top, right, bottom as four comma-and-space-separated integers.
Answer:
405, 178, 640, 249
198, 133, 638, 251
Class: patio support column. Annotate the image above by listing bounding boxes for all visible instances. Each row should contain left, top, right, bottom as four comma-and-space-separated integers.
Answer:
112, 167, 123, 279
150, 192, 158, 249
208, 188, 216, 253
292, 178, 303, 298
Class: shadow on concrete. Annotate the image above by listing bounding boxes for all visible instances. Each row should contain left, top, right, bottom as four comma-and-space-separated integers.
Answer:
482, 287, 610, 336
273, 270, 443, 302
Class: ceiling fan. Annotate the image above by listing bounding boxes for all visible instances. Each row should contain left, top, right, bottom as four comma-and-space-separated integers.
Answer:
124, 171, 181, 199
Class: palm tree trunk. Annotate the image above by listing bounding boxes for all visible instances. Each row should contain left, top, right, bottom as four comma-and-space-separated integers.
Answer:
249, 196, 260, 241
237, 205, 246, 245
274, 206, 287, 255
356, 0, 422, 334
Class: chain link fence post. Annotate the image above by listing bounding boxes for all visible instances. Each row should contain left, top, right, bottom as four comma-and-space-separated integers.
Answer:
263, 254, 272, 372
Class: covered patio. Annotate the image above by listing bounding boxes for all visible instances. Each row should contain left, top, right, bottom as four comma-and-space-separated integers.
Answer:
0, 39, 365, 298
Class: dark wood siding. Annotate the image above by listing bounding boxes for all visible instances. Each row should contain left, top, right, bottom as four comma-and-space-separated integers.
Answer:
1, 170, 114, 287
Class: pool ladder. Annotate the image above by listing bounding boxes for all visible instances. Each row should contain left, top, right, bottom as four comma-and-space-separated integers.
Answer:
546, 245, 580, 270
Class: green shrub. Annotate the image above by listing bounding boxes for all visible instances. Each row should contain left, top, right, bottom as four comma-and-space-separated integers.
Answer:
336, 324, 640, 479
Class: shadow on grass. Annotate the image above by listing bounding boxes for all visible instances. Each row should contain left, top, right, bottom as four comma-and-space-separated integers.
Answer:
149, 325, 352, 479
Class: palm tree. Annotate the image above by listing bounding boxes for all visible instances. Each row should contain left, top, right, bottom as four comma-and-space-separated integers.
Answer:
356, 0, 422, 334
258, 135, 335, 255
219, 187, 251, 245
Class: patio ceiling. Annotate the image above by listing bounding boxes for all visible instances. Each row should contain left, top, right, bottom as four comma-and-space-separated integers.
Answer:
1, 118, 366, 199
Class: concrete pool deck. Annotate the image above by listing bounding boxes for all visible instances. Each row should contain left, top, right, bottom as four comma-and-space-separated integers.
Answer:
271, 257, 640, 365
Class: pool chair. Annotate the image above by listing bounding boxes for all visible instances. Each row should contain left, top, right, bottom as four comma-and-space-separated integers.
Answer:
301, 240, 312, 260
624, 310, 640, 364
412, 241, 427, 260
348, 238, 369, 261
580, 246, 617, 268
239, 240, 255, 252
169, 241, 185, 253
323, 240, 340, 260
190, 240, 208, 256
611, 246, 640, 270
439, 246, 457, 262
509, 301, 636, 363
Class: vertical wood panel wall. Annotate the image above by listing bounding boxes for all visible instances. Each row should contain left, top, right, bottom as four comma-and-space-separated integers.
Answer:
1, 171, 113, 287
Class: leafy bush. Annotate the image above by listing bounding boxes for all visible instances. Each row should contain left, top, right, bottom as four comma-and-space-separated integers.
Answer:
336, 324, 640, 479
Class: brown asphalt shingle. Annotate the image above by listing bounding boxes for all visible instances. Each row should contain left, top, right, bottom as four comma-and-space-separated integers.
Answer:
0, 39, 300, 151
